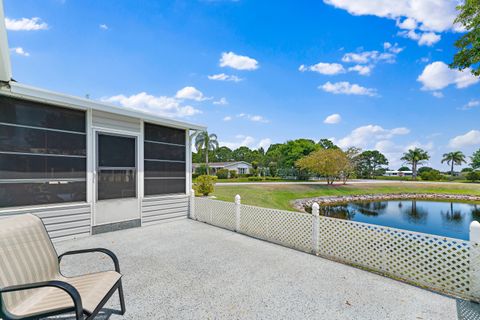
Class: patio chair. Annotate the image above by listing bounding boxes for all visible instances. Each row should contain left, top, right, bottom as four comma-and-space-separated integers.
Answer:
0, 214, 126, 319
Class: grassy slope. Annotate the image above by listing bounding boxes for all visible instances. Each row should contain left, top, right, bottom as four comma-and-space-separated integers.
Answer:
211, 182, 480, 211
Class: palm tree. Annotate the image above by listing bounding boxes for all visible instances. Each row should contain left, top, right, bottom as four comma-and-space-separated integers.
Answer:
441, 151, 466, 175
194, 131, 219, 175
401, 148, 430, 180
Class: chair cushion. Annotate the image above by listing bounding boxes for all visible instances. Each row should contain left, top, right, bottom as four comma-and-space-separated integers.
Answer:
8, 271, 121, 318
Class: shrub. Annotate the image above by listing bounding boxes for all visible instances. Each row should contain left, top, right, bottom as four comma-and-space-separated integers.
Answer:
419, 169, 442, 181
417, 166, 433, 175
194, 175, 217, 196
248, 176, 262, 181
229, 170, 238, 179
194, 165, 207, 175
466, 171, 480, 182
216, 168, 229, 179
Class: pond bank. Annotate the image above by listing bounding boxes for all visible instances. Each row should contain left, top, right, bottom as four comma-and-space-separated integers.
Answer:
293, 193, 480, 212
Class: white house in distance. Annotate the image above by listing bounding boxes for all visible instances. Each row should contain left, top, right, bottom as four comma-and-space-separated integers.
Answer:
193, 161, 253, 175
0, 3, 205, 241
384, 170, 413, 177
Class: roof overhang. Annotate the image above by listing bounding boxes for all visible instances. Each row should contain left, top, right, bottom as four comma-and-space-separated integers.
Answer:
0, 81, 207, 131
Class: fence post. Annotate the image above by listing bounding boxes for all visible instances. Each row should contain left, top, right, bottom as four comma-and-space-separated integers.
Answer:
235, 194, 241, 232
470, 221, 480, 301
312, 202, 320, 255
190, 189, 196, 220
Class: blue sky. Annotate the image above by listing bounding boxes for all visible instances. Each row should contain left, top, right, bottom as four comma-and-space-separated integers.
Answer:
4, 0, 480, 169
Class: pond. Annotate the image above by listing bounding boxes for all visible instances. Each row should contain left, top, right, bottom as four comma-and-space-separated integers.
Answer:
320, 200, 480, 240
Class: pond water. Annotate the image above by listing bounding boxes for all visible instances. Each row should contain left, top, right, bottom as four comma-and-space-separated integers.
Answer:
320, 200, 480, 240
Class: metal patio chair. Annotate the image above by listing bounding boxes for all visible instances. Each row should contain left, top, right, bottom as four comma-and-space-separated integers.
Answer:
0, 214, 126, 319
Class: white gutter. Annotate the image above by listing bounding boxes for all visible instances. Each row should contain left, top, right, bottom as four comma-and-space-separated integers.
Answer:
0, 0, 12, 82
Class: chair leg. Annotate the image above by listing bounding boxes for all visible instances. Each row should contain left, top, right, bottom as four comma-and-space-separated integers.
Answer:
118, 280, 126, 315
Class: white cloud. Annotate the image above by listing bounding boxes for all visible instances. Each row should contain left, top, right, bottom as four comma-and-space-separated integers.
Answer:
342, 50, 395, 64
220, 135, 271, 150
223, 116, 232, 121
449, 130, 480, 148
175, 86, 210, 101
398, 30, 441, 46
335, 124, 410, 149
460, 99, 480, 110
219, 51, 259, 70
417, 61, 479, 91
432, 91, 444, 98
99, 24, 108, 30
320, 81, 377, 96
235, 113, 269, 123
323, 0, 461, 46
5, 17, 48, 31
10, 47, 30, 57
213, 97, 228, 105
102, 92, 201, 118
323, 113, 342, 124
348, 64, 372, 75
208, 73, 243, 82
299, 62, 345, 75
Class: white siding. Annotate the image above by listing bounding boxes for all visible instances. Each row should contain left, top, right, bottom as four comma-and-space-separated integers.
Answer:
0, 203, 91, 241
141, 195, 189, 226
92, 110, 141, 133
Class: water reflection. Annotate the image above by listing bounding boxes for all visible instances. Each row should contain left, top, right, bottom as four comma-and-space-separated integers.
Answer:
321, 200, 480, 240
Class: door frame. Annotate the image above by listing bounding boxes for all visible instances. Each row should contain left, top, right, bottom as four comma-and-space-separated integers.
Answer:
92, 127, 142, 226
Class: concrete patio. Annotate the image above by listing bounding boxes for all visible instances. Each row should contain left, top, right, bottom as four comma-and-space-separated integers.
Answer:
54, 219, 480, 320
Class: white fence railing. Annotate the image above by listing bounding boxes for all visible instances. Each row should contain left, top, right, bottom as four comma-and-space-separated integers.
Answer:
190, 193, 480, 301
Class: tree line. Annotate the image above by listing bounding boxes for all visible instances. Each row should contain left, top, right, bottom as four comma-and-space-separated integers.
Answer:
193, 131, 480, 182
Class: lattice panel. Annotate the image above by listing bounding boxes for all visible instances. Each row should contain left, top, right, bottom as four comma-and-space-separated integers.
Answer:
319, 216, 471, 298
240, 204, 312, 253
194, 197, 236, 231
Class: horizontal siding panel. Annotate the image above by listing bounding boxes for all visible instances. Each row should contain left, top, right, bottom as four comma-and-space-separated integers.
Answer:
141, 196, 189, 225
0, 203, 91, 241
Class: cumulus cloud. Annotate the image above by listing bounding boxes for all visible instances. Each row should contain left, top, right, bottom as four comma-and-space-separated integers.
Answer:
323, 0, 461, 45
459, 99, 480, 110
342, 50, 396, 64
99, 24, 109, 30
223, 116, 232, 121
348, 64, 372, 75
175, 86, 210, 101
236, 113, 269, 123
5, 17, 48, 31
299, 62, 345, 75
213, 97, 228, 105
417, 61, 479, 91
398, 30, 441, 46
335, 124, 410, 149
449, 130, 480, 148
208, 73, 243, 82
320, 81, 377, 96
102, 92, 201, 118
432, 91, 444, 98
10, 47, 30, 57
323, 113, 342, 124
219, 52, 259, 70
220, 135, 271, 150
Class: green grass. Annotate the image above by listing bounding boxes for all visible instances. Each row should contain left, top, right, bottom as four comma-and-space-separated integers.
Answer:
210, 182, 480, 211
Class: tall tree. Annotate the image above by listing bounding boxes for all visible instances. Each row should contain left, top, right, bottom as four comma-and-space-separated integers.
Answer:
355, 150, 389, 179
401, 148, 430, 179
296, 149, 349, 185
472, 149, 480, 169
441, 151, 467, 175
449, 0, 480, 76
194, 131, 219, 175
318, 139, 339, 149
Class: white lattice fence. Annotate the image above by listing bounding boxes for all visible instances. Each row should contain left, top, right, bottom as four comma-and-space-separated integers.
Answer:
240, 204, 312, 253
318, 216, 471, 298
191, 196, 480, 301
194, 197, 236, 231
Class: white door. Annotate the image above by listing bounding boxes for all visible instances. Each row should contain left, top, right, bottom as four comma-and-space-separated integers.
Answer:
94, 131, 140, 225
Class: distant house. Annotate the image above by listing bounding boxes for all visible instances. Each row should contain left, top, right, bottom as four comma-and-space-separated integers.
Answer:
193, 161, 253, 175
384, 170, 413, 177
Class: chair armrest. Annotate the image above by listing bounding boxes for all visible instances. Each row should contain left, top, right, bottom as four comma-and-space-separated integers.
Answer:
0, 280, 84, 319
58, 248, 121, 273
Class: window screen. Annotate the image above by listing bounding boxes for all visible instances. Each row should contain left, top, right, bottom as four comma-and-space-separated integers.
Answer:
0, 96, 86, 207
144, 123, 186, 196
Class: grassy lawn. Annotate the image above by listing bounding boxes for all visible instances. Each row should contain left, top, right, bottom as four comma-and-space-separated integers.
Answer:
211, 182, 480, 211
